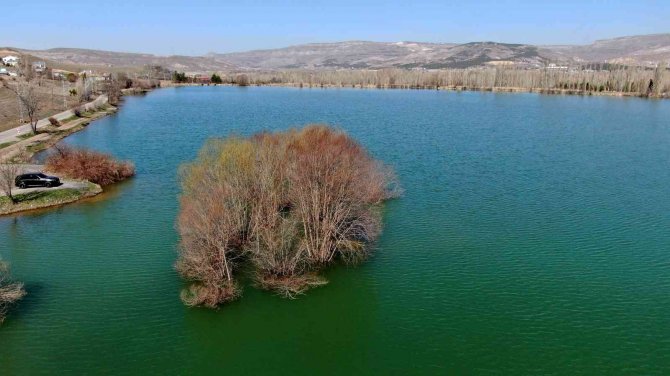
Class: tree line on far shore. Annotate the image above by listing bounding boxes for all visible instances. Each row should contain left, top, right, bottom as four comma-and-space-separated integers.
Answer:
197, 64, 668, 97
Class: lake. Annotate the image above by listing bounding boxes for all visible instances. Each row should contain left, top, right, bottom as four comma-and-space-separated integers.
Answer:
1, 86, 670, 375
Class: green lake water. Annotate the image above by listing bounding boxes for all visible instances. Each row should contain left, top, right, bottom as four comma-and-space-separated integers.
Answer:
1, 87, 670, 375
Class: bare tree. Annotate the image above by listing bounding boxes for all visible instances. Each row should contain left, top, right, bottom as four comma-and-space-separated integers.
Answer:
652, 63, 666, 97
77, 75, 93, 103
235, 74, 250, 87
102, 78, 123, 106
0, 259, 26, 324
17, 58, 34, 82
0, 163, 22, 204
177, 125, 399, 305
2, 81, 42, 134
230, 65, 669, 97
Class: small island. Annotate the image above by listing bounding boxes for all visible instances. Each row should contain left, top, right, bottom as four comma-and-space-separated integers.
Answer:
0, 147, 134, 216
176, 125, 400, 306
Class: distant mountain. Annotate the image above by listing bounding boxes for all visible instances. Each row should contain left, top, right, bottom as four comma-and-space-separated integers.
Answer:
7, 33, 669, 72
541, 34, 670, 65
11, 47, 236, 73
208, 41, 549, 69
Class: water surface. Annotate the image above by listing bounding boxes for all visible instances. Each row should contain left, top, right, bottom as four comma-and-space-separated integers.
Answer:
1, 87, 670, 375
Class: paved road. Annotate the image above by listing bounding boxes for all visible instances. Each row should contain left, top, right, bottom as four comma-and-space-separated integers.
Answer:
0, 95, 107, 145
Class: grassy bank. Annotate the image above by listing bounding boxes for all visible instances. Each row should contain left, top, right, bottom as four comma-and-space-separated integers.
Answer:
0, 182, 102, 216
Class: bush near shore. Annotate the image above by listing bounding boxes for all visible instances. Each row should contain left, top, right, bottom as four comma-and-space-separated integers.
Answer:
45, 146, 135, 186
0, 260, 25, 324
176, 125, 400, 307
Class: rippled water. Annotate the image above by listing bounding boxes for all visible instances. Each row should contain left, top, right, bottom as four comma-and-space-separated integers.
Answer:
1, 87, 670, 375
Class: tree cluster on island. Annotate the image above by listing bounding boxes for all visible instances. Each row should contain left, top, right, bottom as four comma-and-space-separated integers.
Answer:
176, 125, 400, 306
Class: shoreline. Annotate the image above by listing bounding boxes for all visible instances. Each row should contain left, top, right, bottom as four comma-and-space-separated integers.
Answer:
161, 81, 668, 99
0, 106, 117, 163
0, 80, 664, 216
0, 179, 102, 216
0, 98, 117, 216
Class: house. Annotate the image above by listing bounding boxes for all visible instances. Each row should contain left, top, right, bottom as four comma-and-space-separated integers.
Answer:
2, 55, 19, 66
51, 71, 65, 80
546, 63, 568, 71
32, 61, 47, 73
194, 75, 211, 84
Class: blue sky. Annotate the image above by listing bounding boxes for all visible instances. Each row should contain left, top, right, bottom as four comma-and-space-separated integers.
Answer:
3, 0, 668, 55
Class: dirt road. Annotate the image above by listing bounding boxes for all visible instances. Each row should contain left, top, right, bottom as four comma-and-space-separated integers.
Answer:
0, 95, 108, 145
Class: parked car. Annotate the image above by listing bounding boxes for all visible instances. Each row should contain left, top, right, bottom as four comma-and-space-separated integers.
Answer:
15, 173, 61, 189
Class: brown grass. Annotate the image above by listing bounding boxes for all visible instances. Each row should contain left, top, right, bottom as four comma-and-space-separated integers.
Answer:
0, 77, 81, 133
45, 145, 135, 186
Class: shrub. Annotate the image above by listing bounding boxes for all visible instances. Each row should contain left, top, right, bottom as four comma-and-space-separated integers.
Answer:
48, 117, 60, 127
176, 125, 399, 306
132, 79, 158, 90
0, 163, 22, 204
73, 106, 83, 117
45, 145, 135, 186
0, 260, 25, 324
235, 74, 250, 86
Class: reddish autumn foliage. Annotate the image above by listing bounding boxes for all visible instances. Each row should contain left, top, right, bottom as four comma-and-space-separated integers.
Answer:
45, 146, 135, 186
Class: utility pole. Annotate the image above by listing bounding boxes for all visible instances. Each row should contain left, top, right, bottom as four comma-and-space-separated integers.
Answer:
16, 87, 24, 124
62, 78, 67, 110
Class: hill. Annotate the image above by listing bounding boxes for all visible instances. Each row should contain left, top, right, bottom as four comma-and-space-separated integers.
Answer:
11, 48, 235, 73
6, 33, 669, 72
542, 33, 670, 66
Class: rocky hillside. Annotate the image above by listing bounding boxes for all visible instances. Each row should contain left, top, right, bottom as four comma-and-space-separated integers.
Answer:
209, 41, 547, 69
542, 34, 670, 66
6, 33, 669, 72
12, 48, 236, 73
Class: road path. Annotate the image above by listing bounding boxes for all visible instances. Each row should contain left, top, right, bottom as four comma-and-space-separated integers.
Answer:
0, 95, 107, 145
0, 164, 89, 198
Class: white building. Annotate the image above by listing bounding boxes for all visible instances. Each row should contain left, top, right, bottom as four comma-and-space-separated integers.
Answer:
32, 61, 46, 73
2, 55, 19, 66
546, 63, 568, 71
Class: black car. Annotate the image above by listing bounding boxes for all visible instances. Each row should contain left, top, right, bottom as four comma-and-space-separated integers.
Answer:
15, 173, 61, 189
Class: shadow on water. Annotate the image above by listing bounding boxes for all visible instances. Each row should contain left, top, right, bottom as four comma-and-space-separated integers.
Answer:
7, 283, 45, 321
